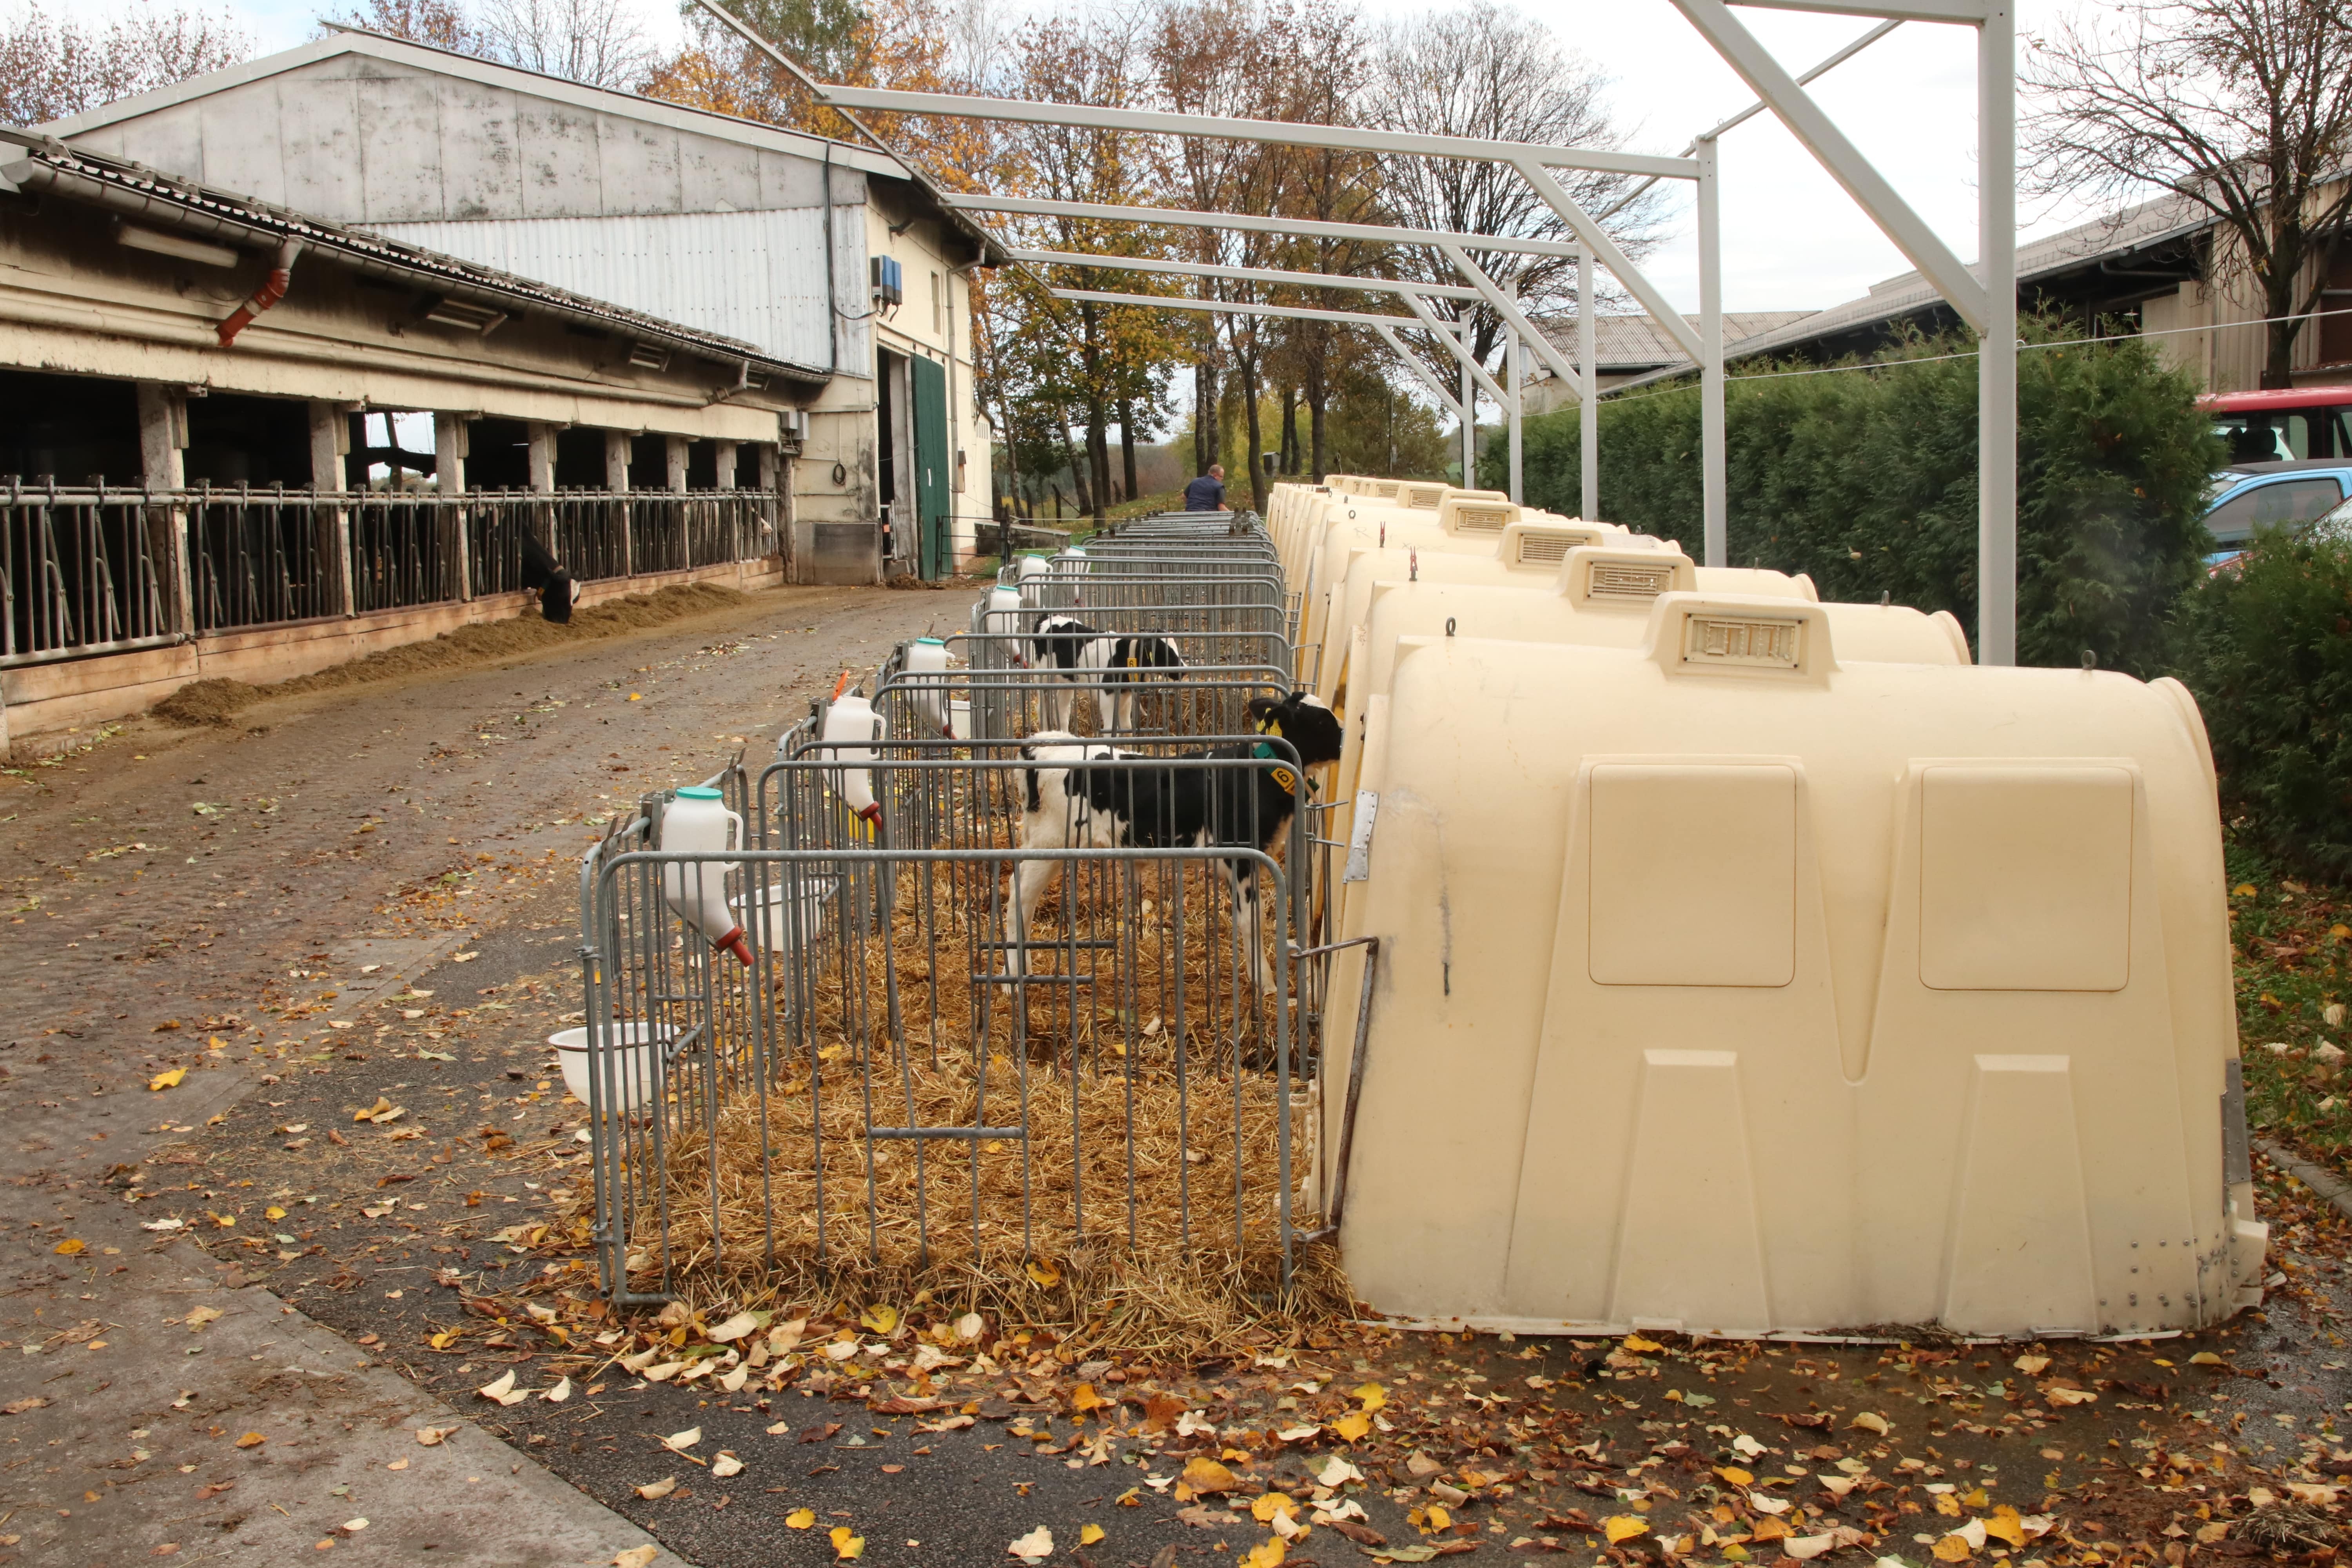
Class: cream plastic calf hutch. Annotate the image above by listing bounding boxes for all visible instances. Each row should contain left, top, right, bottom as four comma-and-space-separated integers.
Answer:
1287, 490, 1519, 603
1323, 592, 2265, 1337
1311, 523, 1669, 703
1301, 500, 1614, 666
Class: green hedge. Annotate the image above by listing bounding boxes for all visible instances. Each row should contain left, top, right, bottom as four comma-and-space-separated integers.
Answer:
2181, 537, 2352, 878
1487, 325, 2221, 673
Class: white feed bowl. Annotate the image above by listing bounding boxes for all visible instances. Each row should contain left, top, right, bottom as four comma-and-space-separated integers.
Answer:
549, 1022, 667, 1115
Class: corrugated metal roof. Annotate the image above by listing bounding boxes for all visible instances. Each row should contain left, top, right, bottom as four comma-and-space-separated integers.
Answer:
0, 128, 831, 383
367, 211, 867, 373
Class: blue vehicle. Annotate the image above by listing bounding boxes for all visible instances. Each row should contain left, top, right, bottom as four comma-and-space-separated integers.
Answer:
2201, 459, 2352, 567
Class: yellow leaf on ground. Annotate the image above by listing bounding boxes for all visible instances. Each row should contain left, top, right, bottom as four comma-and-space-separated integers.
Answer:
1071, 1383, 1111, 1414
2233, 884, 2257, 897
1622, 1334, 1664, 1354
1183, 1456, 1239, 1494
1079, 1524, 1105, 1546
1024, 1259, 1061, 1288
1330, 1411, 1372, 1443
1604, 1517, 1649, 1544
2012, 1354, 2050, 1376
428, 1329, 459, 1351
1751, 1516, 1793, 1541
831, 1525, 863, 1559
264, 1207, 287, 1221
1353, 1382, 1387, 1412
1716, 1466, 1754, 1486
1428, 1504, 1452, 1530
1007, 1525, 1053, 1559
1243, 1540, 1287, 1568
613, 1549, 660, 1568
1252, 1493, 1296, 1523
1848, 1412, 1889, 1434
1984, 1510, 2027, 1548
2189, 1352, 2224, 1366
786, 1508, 816, 1529
52, 1238, 84, 1256
234, 1432, 266, 1448
859, 1305, 899, 1336
149, 1068, 186, 1091
1933, 1535, 1973, 1562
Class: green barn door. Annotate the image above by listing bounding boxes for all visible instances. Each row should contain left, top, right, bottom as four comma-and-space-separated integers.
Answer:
910, 355, 951, 580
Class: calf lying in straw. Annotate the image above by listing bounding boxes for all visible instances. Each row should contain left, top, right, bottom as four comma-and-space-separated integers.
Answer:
1028, 614, 1186, 732
1010, 691, 1343, 993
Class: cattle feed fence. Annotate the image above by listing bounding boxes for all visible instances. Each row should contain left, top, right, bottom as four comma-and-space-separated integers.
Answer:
575, 512, 1373, 1314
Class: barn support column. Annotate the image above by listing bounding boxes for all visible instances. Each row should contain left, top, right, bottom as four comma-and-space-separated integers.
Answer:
434, 412, 470, 600
136, 383, 192, 639
308, 401, 354, 617
605, 430, 633, 577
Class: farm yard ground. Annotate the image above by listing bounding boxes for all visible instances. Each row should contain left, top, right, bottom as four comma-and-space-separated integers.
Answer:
5, 593, 2352, 1568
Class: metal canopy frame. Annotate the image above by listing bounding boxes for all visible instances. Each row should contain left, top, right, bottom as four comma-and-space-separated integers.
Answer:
820, 87, 1706, 534
694, 0, 2015, 657
1671, 0, 2016, 664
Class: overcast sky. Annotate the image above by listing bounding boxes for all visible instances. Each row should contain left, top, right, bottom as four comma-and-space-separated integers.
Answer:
79, 0, 2101, 318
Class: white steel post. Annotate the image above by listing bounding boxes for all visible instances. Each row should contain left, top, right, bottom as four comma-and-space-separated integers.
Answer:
1697, 135, 1727, 569
1579, 248, 1598, 521
1507, 281, 1524, 504
1979, 0, 2018, 667
1460, 323, 1475, 485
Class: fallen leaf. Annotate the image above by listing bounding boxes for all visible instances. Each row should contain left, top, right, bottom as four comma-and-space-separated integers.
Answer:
831, 1524, 863, 1559
1406, 1452, 1444, 1479
955, 1312, 985, 1342
1717, 1466, 1755, 1486
1848, 1412, 1890, 1435
1024, 1259, 1061, 1288
1071, 1383, 1112, 1415
1080, 1524, 1105, 1546
2189, 1351, 2224, 1366
707, 1312, 762, 1343
428, 1329, 460, 1351
859, 1304, 900, 1335
1319, 1454, 1366, 1487
1243, 1540, 1287, 1568
185, 1306, 222, 1328
477, 1371, 526, 1406
1183, 1457, 1240, 1494
2196, 1523, 2230, 1545
542, 1377, 572, 1404
1983, 1510, 2026, 1549
787, 1508, 817, 1529
1332, 1410, 1372, 1443
2012, 1354, 2050, 1376
149, 1068, 186, 1091
614, 1549, 661, 1568
341, 1519, 369, 1535
234, 1432, 265, 1448
415, 1426, 451, 1446
1605, 1518, 1649, 1544
2042, 1387, 2097, 1407
636, 1476, 677, 1500
1253, 1493, 1298, 1523
2, 1396, 49, 1414
1354, 1381, 1388, 1411
662, 1427, 702, 1452
1008, 1524, 1054, 1560
711, 1452, 744, 1479
1276, 1423, 1321, 1443
53, 1238, 85, 1256
1783, 1534, 1837, 1560
1752, 1516, 1793, 1542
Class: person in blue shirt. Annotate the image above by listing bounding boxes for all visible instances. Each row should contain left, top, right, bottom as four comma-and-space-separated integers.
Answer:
1182, 464, 1227, 511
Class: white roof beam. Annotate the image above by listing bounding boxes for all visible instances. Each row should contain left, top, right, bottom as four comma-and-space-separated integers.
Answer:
943, 194, 1584, 261
1008, 249, 1488, 304
815, 85, 1699, 181
1671, 0, 1989, 328
1730, 0, 1984, 20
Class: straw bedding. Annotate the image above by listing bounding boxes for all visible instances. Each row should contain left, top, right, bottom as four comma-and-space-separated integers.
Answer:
625, 826, 1350, 1347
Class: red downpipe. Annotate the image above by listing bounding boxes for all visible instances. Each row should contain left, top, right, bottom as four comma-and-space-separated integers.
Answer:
218, 238, 303, 346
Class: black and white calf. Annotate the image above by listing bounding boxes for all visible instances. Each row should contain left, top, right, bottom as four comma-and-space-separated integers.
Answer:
1009, 691, 1343, 992
1027, 615, 1185, 732
519, 534, 581, 624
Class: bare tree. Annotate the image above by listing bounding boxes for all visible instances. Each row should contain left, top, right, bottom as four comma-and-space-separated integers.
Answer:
2025, 0, 2352, 388
475, 0, 655, 89
320, 0, 486, 53
1363, 1, 1661, 375
0, 2, 248, 125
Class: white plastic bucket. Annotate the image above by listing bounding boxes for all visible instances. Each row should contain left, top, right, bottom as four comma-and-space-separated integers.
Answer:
948, 698, 972, 740
751, 873, 838, 950
550, 1022, 667, 1115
